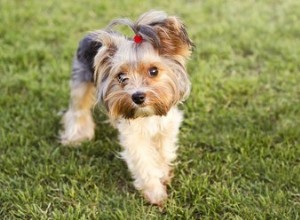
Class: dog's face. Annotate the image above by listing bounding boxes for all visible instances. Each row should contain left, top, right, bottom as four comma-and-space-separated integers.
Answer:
93, 11, 193, 119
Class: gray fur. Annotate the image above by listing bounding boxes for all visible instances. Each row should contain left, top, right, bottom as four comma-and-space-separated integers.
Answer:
71, 33, 102, 84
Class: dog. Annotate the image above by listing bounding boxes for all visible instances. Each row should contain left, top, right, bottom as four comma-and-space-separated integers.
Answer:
60, 10, 193, 206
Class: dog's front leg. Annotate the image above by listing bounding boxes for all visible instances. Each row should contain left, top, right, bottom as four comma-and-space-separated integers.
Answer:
119, 133, 168, 206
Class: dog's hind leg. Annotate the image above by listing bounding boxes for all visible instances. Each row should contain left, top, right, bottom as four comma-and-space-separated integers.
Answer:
60, 80, 96, 145
60, 34, 102, 145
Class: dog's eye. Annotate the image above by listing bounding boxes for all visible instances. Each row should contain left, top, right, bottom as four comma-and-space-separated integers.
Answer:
148, 67, 159, 77
117, 73, 128, 84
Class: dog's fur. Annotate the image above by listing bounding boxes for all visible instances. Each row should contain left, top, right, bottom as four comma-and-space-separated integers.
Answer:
60, 10, 193, 205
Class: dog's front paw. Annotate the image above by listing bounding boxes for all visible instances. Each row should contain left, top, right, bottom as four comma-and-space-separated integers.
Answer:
143, 183, 167, 206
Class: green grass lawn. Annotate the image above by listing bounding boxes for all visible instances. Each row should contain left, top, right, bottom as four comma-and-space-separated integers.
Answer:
1, 0, 300, 219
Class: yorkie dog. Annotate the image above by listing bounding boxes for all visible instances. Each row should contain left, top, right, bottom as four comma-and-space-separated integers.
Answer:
60, 10, 193, 205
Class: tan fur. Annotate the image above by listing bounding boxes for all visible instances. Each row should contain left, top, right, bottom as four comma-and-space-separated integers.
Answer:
155, 17, 193, 62
60, 83, 95, 145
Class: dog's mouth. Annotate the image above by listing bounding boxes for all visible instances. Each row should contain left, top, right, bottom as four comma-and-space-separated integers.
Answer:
121, 104, 169, 119
120, 105, 153, 119
134, 106, 156, 118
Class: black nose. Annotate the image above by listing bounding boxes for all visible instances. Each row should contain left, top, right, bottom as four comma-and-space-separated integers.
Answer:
132, 92, 146, 105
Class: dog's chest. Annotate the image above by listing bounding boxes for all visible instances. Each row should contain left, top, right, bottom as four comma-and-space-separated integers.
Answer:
116, 107, 183, 138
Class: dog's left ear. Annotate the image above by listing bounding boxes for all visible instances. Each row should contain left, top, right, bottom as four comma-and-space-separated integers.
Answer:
135, 11, 193, 63
153, 16, 193, 63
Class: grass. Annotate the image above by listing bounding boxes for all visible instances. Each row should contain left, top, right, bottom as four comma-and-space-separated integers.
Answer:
0, 0, 300, 219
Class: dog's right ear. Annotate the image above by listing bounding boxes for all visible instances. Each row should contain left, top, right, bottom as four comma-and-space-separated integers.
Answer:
92, 32, 118, 85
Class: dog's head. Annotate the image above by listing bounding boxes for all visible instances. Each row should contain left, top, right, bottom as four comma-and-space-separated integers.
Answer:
89, 11, 193, 119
